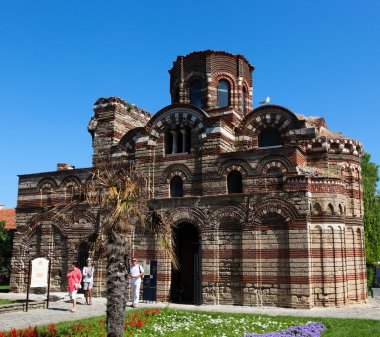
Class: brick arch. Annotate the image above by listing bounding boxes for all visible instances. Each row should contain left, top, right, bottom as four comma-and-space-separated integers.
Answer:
161, 164, 192, 183
60, 175, 82, 190
327, 203, 335, 215
171, 71, 208, 97
72, 210, 97, 228
146, 106, 209, 148
241, 79, 252, 113
211, 71, 237, 91
307, 138, 327, 151
184, 71, 207, 86
340, 163, 361, 179
165, 207, 206, 235
249, 198, 300, 229
219, 159, 253, 178
146, 104, 210, 129
117, 127, 145, 151
311, 224, 323, 231
241, 78, 250, 93
256, 155, 296, 175
37, 178, 58, 191
22, 223, 68, 254
343, 140, 354, 154
28, 213, 71, 235
210, 205, 247, 230
239, 105, 299, 137
185, 73, 208, 106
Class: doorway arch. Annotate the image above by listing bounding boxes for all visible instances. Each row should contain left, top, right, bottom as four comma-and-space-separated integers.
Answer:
171, 222, 201, 304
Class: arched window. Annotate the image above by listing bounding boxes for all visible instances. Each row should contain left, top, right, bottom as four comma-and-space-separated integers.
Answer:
227, 170, 243, 194
165, 126, 191, 154
266, 166, 283, 177
328, 203, 335, 215
165, 131, 173, 154
330, 143, 340, 152
266, 167, 284, 190
312, 203, 323, 216
174, 86, 180, 103
259, 128, 282, 147
218, 80, 230, 108
190, 80, 202, 108
170, 176, 183, 197
242, 87, 247, 115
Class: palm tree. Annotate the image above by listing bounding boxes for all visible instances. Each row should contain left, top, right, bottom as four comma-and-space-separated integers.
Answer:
49, 162, 171, 337
87, 164, 148, 337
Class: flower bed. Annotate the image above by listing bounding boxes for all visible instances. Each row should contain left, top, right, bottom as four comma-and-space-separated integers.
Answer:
0, 308, 160, 337
244, 322, 326, 337
0, 308, 329, 337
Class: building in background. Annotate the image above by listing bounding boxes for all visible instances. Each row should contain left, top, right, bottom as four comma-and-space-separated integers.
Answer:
10, 50, 367, 308
0, 206, 16, 231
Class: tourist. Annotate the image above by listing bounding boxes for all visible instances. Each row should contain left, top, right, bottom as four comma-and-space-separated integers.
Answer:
67, 262, 82, 313
83, 258, 94, 305
128, 257, 144, 308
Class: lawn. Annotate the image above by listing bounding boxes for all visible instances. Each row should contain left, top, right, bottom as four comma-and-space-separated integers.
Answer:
0, 285, 10, 293
0, 299, 15, 305
1, 308, 380, 337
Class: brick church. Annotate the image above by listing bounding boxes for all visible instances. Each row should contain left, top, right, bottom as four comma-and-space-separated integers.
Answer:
10, 50, 367, 308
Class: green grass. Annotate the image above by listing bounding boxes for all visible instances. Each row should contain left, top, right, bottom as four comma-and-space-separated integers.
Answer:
31, 308, 380, 337
0, 299, 15, 305
0, 285, 10, 293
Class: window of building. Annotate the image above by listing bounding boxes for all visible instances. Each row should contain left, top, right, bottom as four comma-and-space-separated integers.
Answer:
227, 170, 243, 194
312, 203, 323, 216
218, 80, 230, 108
242, 87, 247, 115
174, 86, 180, 103
259, 128, 282, 148
165, 126, 191, 154
266, 166, 282, 177
170, 176, 183, 197
190, 80, 202, 108
328, 203, 335, 215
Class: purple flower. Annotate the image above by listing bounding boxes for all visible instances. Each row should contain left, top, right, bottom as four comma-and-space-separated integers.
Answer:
244, 322, 326, 337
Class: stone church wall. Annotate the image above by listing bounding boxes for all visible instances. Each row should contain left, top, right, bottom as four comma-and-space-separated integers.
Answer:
10, 50, 367, 308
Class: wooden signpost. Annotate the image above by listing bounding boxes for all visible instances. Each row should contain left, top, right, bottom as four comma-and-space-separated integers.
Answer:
26, 257, 51, 312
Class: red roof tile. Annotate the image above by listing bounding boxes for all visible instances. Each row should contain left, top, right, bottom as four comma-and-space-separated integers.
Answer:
0, 208, 16, 229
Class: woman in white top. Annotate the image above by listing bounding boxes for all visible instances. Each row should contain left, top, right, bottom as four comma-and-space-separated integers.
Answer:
82, 258, 94, 305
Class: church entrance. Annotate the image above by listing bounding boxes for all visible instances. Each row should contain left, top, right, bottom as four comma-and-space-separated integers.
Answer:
171, 222, 201, 305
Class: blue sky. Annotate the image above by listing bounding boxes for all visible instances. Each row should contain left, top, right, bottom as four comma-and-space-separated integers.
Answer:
1, 0, 379, 208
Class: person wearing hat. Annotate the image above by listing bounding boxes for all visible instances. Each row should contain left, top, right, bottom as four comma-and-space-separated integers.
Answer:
128, 257, 144, 308
83, 258, 94, 305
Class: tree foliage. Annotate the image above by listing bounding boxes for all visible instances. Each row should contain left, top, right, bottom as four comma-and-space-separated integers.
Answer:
361, 153, 380, 284
0, 220, 13, 285
48, 163, 173, 337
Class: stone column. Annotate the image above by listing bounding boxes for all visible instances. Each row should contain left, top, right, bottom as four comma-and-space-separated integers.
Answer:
180, 129, 187, 153
170, 131, 178, 154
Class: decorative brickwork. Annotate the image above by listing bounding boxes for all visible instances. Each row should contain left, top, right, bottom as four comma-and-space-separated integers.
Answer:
10, 50, 366, 308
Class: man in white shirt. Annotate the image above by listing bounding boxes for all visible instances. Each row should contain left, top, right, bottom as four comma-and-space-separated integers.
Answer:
129, 257, 144, 308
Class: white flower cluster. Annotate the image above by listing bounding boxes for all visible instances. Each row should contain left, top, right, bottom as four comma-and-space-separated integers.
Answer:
150, 311, 297, 337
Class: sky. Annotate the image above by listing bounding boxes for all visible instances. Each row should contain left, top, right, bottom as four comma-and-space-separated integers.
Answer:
1, 0, 379, 208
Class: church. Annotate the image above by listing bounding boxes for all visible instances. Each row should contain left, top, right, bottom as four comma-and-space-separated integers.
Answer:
10, 50, 367, 308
